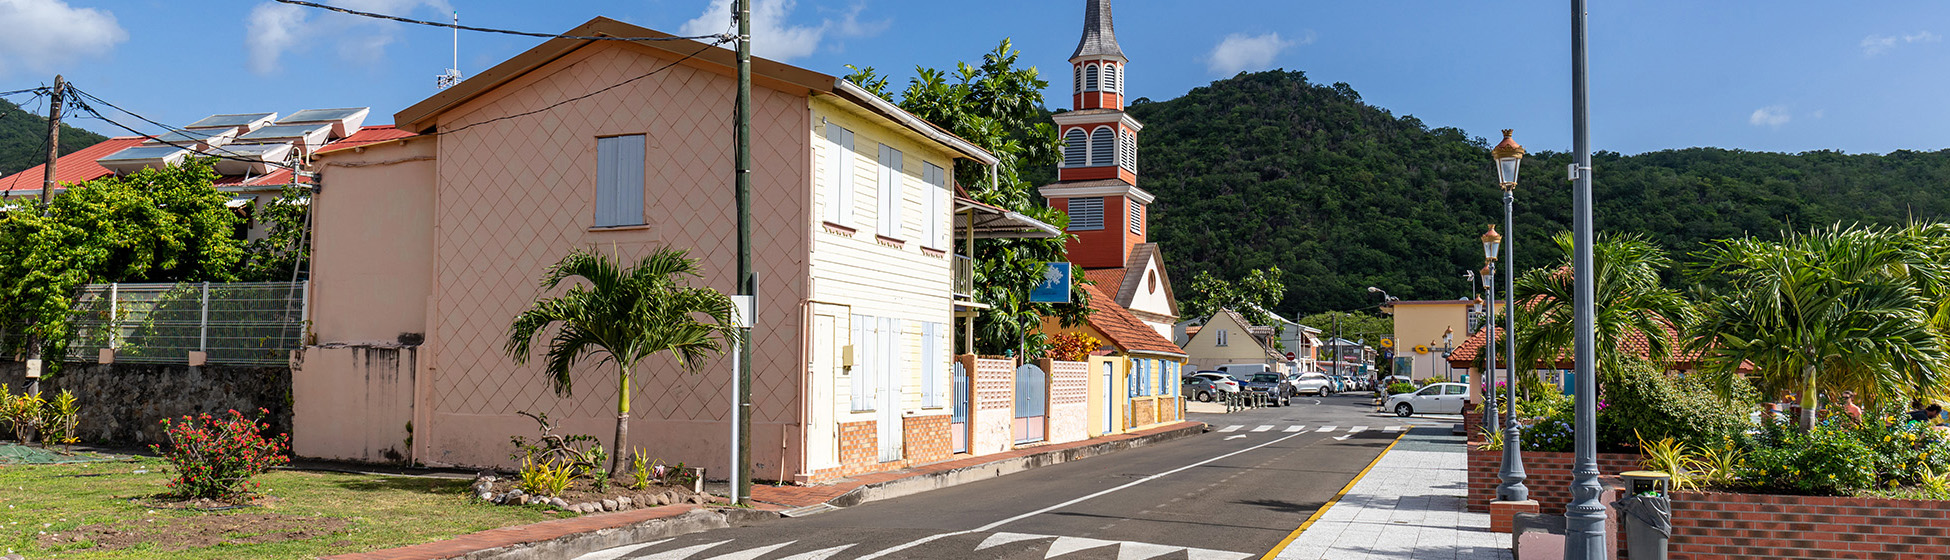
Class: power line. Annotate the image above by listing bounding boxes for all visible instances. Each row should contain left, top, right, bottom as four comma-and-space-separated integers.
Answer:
0, 87, 49, 98
65, 94, 300, 172
272, 0, 733, 44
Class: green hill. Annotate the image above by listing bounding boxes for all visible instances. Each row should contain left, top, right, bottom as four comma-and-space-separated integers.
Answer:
1126, 70, 1950, 316
0, 98, 108, 177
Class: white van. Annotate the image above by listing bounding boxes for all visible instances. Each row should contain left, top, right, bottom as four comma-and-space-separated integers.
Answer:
1217, 363, 1273, 378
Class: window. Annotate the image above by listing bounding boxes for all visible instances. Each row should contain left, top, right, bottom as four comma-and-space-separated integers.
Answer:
1062, 129, 1088, 168
1074, 64, 1083, 94
922, 322, 945, 408
1138, 359, 1152, 396
877, 144, 904, 236
1067, 197, 1104, 231
1119, 130, 1137, 172
1104, 64, 1119, 93
1215, 329, 1229, 347
1444, 384, 1467, 395
850, 315, 877, 411
923, 162, 948, 248
594, 135, 646, 227
1128, 199, 1142, 234
1084, 64, 1100, 91
1090, 128, 1115, 167
822, 123, 856, 225
1417, 385, 1442, 396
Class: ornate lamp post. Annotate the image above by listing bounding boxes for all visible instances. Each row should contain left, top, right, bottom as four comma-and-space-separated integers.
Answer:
1479, 229, 1500, 435
1492, 130, 1529, 503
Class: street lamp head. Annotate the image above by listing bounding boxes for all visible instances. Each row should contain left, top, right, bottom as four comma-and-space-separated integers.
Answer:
1367, 286, 1381, 293
1482, 226, 1503, 261
1480, 265, 1494, 289
1492, 129, 1525, 188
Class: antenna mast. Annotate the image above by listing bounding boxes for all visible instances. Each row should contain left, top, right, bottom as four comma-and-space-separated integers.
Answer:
436, 10, 462, 90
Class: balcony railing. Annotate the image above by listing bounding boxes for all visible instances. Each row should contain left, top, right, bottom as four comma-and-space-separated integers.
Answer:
953, 255, 975, 299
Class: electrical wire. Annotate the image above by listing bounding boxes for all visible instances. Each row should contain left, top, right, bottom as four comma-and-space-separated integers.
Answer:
423, 39, 724, 140
67, 97, 300, 172
0, 87, 49, 98
272, 0, 734, 44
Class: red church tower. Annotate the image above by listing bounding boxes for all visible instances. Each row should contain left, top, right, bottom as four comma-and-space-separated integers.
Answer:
1044, 0, 1149, 270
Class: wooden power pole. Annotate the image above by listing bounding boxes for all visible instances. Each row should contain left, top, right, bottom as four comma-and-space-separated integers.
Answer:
41, 75, 65, 210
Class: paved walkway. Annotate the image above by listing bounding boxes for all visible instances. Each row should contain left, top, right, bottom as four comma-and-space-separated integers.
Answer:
1272, 428, 1510, 560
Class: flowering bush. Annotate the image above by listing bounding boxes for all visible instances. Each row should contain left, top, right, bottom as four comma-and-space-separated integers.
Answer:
1739, 422, 1875, 495
151, 408, 290, 500
1046, 332, 1102, 362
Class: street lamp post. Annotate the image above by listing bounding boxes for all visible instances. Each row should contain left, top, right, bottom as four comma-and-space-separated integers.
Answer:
1493, 130, 1530, 503
1479, 228, 1500, 437
1566, 0, 1608, 556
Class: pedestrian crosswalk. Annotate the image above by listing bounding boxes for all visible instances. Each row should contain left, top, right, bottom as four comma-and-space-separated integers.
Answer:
1214, 424, 1401, 435
571, 532, 1254, 560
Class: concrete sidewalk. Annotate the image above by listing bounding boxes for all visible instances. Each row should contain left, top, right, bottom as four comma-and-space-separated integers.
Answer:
1271, 427, 1510, 560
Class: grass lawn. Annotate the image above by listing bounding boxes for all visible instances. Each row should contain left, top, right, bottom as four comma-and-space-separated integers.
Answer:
0, 454, 557, 559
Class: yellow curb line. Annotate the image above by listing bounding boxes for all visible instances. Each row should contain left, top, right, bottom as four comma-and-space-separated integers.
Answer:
1260, 431, 1409, 560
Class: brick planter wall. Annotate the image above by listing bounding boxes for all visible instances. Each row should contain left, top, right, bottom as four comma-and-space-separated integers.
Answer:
1667, 491, 1950, 559
901, 415, 951, 464
1466, 445, 1641, 513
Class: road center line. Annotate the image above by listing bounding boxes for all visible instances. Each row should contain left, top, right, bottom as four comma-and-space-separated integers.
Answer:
855, 430, 1314, 559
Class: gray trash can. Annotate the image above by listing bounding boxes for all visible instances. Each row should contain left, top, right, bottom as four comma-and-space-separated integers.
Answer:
1614, 471, 1672, 560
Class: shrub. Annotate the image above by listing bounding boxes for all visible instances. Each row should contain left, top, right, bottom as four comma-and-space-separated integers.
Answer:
1841, 408, 1950, 489
1386, 382, 1417, 395
517, 456, 576, 497
629, 449, 653, 490
1516, 390, 1570, 420
1, 388, 42, 444
1598, 365, 1754, 452
1739, 424, 1875, 495
1638, 434, 1702, 491
1521, 412, 1575, 453
152, 408, 290, 500
38, 390, 79, 451
1046, 332, 1101, 362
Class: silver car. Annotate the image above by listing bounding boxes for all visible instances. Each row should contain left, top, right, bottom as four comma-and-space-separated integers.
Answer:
1286, 372, 1335, 396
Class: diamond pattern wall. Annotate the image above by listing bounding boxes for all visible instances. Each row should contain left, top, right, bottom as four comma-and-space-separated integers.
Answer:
422, 43, 810, 466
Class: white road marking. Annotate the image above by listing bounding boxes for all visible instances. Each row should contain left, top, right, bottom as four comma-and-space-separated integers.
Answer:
699, 541, 797, 560
1217, 425, 1243, 433
635, 540, 732, 560
1185, 550, 1255, 560
976, 533, 1049, 551
1283, 425, 1306, 432
1044, 536, 1118, 558
769, 544, 856, 560
1384, 426, 1404, 432
1316, 426, 1337, 432
1251, 425, 1274, 432
568, 539, 671, 560
1224, 435, 1247, 440
1116, 542, 1183, 560
1349, 426, 1368, 434
855, 430, 1313, 559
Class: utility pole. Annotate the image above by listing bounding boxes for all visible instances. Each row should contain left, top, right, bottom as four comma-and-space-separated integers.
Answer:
1332, 313, 1340, 379
41, 75, 65, 210
1565, 0, 1608, 556
732, 0, 755, 507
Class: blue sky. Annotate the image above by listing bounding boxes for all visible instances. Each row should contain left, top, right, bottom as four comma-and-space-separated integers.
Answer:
2, 0, 1947, 156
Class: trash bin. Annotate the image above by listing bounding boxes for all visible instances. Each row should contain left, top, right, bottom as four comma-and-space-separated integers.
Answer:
1614, 471, 1672, 560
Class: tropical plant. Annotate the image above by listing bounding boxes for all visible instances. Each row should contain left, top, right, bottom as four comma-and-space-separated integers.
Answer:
505, 247, 741, 477
38, 389, 79, 451
1511, 233, 1693, 381
844, 40, 1090, 357
1695, 438, 1745, 488
516, 456, 576, 497
1475, 426, 1503, 450
629, 448, 653, 490
1638, 433, 1702, 491
2, 388, 42, 443
1599, 364, 1755, 451
152, 408, 291, 500
1689, 225, 1950, 429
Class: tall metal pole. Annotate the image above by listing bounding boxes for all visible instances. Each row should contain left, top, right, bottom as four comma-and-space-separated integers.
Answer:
1482, 265, 1498, 435
1565, 0, 1607, 555
1498, 188, 1529, 502
733, 0, 755, 507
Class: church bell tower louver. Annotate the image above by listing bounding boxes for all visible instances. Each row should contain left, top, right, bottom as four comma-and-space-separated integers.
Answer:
1043, 0, 1150, 270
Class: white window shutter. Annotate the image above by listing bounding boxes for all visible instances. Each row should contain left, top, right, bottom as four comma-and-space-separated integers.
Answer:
850, 316, 870, 411
921, 322, 939, 408
824, 124, 852, 225
882, 317, 901, 410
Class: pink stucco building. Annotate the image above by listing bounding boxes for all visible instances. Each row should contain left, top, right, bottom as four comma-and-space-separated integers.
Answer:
293, 17, 1025, 483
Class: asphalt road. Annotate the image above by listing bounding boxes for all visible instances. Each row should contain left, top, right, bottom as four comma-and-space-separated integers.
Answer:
565, 394, 1459, 560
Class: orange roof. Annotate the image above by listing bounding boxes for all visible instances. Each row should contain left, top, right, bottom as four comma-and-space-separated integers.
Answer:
1085, 267, 1129, 294
0, 126, 408, 195
1083, 284, 1185, 358
1445, 321, 1734, 371
0, 136, 146, 192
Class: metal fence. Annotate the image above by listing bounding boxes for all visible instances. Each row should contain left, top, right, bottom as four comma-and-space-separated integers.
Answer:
64, 282, 307, 367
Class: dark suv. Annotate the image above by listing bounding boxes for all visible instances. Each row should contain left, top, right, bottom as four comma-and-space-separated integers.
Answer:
1239, 372, 1295, 406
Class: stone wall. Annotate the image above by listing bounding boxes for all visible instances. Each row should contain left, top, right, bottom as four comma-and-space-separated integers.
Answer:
1669, 491, 1950, 559
1465, 444, 1641, 514
0, 360, 291, 445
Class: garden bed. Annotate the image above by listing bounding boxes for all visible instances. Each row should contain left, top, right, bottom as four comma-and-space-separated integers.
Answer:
0, 456, 558, 559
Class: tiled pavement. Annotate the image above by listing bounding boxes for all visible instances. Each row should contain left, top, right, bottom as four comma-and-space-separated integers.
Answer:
1271, 428, 1511, 560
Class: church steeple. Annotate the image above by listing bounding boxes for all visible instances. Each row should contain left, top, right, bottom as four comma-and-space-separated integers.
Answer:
1044, 0, 1151, 270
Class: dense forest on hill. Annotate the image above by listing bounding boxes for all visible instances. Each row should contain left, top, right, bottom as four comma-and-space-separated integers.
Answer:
1107, 70, 1950, 316
0, 98, 107, 177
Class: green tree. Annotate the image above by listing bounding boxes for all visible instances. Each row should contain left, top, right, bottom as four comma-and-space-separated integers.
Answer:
0, 158, 244, 365
845, 39, 1089, 357
0, 98, 107, 177
1182, 266, 1285, 326
1688, 225, 1950, 428
505, 247, 741, 476
1511, 233, 1693, 380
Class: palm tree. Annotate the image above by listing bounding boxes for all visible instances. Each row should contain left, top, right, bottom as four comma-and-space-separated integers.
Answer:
1689, 225, 1950, 429
506, 247, 740, 476
1511, 233, 1693, 381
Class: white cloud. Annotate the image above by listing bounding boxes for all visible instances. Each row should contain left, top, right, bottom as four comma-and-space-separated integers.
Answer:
245, 0, 453, 75
1205, 31, 1309, 76
680, 0, 885, 62
0, 0, 128, 75
1750, 106, 1791, 128
1861, 31, 1940, 56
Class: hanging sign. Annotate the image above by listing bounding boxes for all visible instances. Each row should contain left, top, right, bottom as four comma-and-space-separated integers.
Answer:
1030, 262, 1073, 303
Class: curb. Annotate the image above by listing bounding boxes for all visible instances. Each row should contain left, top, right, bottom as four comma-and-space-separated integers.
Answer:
825, 421, 1207, 508
322, 506, 781, 560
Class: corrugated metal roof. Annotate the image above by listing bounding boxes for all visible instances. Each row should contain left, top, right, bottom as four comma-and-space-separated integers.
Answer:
0, 125, 407, 195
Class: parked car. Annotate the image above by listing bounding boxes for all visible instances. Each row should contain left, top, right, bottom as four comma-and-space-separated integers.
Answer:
1384, 382, 1470, 417
1239, 372, 1295, 406
1216, 363, 1273, 379
1327, 375, 1355, 393
1287, 372, 1335, 396
1183, 371, 1242, 402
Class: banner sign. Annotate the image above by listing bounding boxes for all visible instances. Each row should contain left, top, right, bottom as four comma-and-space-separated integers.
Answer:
1030, 262, 1073, 303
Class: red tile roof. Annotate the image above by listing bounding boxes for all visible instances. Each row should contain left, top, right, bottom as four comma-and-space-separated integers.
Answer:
1085, 267, 1129, 295
1084, 284, 1185, 358
0, 125, 408, 194
1445, 321, 1741, 371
